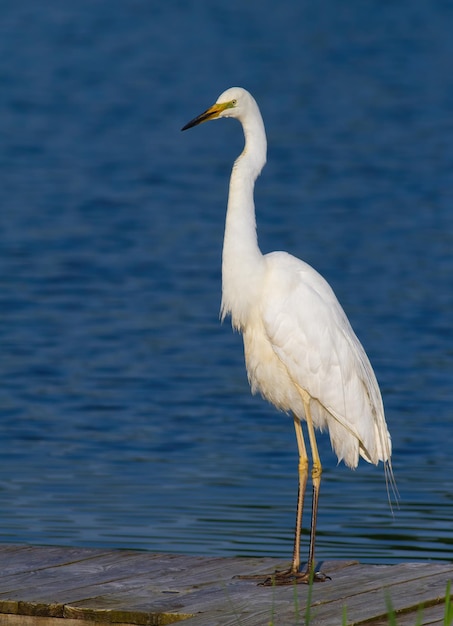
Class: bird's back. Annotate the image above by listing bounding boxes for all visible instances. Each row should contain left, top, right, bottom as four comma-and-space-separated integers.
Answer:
241, 251, 391, 470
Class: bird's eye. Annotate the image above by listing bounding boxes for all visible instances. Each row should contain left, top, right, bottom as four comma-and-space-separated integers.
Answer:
231, 99, 237, 106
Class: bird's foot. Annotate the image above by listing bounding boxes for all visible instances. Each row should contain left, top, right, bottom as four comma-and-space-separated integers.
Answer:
236, 568, 330, 586
260, 568, 330, 586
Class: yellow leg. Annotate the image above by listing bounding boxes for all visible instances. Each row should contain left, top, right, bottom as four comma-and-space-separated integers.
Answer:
260, 389, 328, 586
300, 388, 323, 578
291, 414, 309, 574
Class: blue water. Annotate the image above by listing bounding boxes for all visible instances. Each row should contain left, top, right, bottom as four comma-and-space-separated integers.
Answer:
0, 0, 452, 565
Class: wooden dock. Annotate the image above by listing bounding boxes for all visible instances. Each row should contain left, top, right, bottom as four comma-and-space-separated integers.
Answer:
0, 545, 451, 625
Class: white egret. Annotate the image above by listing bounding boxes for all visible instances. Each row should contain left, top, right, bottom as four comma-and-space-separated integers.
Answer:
182, 87, 394, 586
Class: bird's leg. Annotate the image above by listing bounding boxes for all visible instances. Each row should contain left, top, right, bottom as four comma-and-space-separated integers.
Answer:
258, 415, 309, 586
260, 394, 329, 586
236, 414, 310, 585
291, 414, 308, 574
303, 393, 329, 582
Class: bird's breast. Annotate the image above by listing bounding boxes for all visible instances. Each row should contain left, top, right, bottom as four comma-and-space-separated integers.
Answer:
241, 316, 306, 417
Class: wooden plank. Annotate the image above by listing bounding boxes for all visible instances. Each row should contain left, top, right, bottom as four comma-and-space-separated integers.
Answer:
63, 560, 453, 626
0, 545, 452, 625
0, 545, 109, 576
0, 549, 175, 597
63, 559, 356, 623
178, 570, 453, 626
304, 570, 452, 625
0, 616, 137, 626
369, 601, 448, 626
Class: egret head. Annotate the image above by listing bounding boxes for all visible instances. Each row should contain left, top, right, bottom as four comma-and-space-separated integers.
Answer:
181, 87, 252, 130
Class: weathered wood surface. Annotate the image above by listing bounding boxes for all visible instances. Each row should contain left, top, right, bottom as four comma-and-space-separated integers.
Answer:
0, 545, 451, 625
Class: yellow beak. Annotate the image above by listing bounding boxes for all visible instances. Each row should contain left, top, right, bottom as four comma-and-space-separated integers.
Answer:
181, 102, 231, 131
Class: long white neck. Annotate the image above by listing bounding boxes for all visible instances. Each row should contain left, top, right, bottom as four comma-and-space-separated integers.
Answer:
220, 104, 267, 330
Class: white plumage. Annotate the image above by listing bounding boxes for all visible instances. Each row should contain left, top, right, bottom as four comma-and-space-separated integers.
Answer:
182, 87, 394, 585
241, 251, 390, 468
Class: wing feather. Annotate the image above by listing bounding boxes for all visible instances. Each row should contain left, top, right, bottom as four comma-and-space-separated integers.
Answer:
261, 252, 391, 468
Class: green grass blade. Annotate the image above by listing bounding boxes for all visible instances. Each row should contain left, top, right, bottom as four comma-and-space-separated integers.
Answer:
444, 580, 453, 626
304, 574, 313, 624
385, 591, 398, 626
415, 603, 424, 626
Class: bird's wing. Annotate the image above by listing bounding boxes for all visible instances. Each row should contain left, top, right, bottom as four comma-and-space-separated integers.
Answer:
261, 252, 390, 468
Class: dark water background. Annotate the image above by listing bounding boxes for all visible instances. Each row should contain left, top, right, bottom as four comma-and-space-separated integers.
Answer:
0, 0, 452, 565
